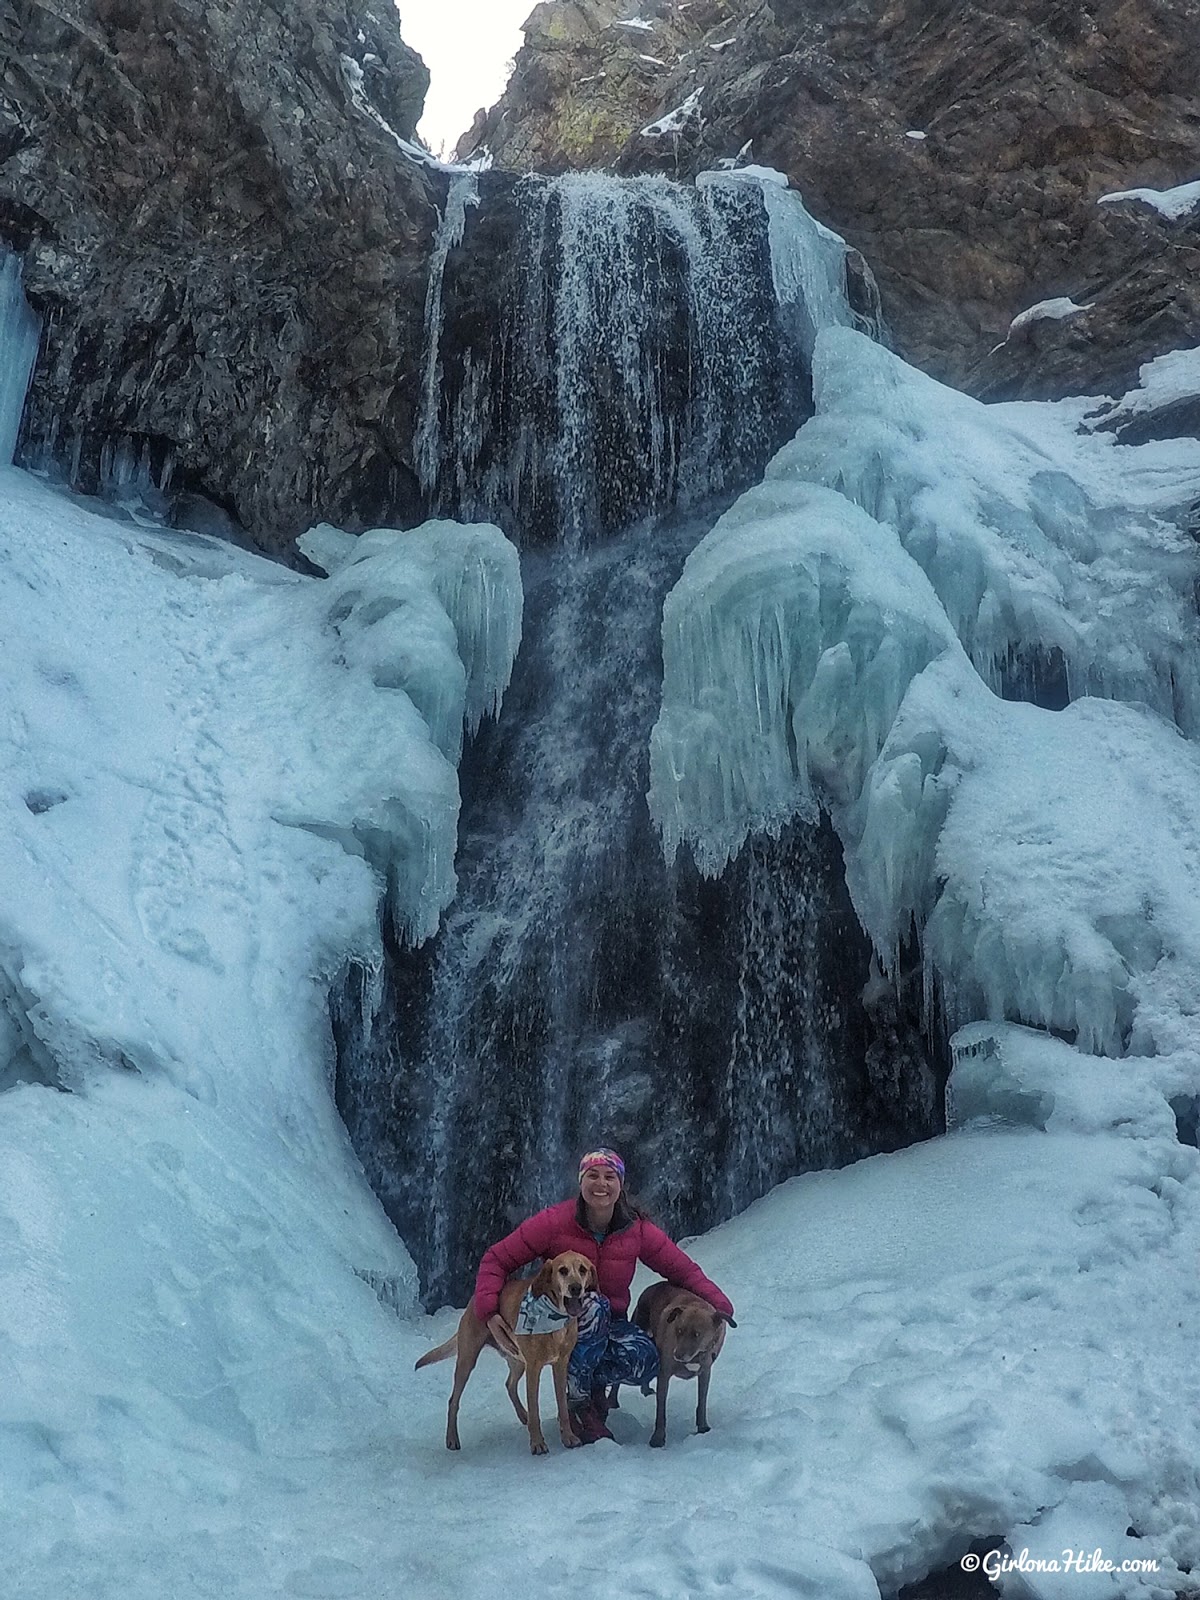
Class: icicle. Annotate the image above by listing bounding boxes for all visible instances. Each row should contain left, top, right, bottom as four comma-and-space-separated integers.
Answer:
0, 249, 41, 466
415, 172, 479, 497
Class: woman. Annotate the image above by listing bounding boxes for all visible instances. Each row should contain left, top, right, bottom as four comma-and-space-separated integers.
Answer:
473, 1147, 735, 1443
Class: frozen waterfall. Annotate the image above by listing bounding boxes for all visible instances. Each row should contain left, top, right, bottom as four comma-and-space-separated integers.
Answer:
651, 326, 1200, 1066
414, 168, 876, 546
337, 171, 933, 1306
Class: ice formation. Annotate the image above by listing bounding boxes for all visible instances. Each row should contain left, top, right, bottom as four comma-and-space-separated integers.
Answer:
698, 169, 872, 355
772, 327, 1200, 725
651, 325, 1200, 1061
415, 171, 479, 494
851, 661, 1200, 1057
302, 517, 522, 758
0, 249, 40, 465
650, 479, 959, 874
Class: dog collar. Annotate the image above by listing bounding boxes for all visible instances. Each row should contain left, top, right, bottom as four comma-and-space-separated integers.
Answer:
514, 1290, 571, 1336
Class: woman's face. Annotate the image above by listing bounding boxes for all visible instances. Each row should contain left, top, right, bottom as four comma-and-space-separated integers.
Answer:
580, 1164, 621, 1209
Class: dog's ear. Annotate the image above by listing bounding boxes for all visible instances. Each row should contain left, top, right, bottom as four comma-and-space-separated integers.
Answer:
530, 1261, 555, 1301
666, 1306, 682, 1324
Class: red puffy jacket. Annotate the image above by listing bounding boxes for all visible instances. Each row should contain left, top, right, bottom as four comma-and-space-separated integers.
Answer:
473, 1199, 734, 1322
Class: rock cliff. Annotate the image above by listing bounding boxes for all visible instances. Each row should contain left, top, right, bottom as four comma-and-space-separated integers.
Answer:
1, 0, 437, 549
462, 0, 1200, 400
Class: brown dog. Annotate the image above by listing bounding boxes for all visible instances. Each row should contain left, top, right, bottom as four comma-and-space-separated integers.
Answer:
415, 1251, 597, 1455
632, 1280, 729, 1448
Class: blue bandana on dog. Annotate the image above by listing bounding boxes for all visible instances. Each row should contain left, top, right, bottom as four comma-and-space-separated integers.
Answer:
514, 1289, 571, 1336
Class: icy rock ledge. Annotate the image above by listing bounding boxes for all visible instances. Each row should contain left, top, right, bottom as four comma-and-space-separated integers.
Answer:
650, 334, 1200, 1059
773, 328, 1200, 729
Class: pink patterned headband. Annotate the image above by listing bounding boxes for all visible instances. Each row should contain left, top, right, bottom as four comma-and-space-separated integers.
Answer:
578, 1148, 625, 1183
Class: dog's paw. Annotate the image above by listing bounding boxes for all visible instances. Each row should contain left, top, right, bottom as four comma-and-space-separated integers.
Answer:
696, 1421, 711, 1434
530, 1438, 549, 1455
562, 1429, 582, 1449
648, 1432, 666, 1449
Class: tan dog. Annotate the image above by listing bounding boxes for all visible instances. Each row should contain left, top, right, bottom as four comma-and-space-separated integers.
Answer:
415, 1251, 597, 1455
632, 1281, 729, 1448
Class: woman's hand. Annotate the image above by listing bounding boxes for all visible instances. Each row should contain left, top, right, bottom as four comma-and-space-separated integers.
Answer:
487, 1313, 521, 1359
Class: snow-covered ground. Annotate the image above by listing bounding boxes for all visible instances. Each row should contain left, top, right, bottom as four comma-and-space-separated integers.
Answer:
6, 277, 1200, 1597
10, 1077, 1200, 1599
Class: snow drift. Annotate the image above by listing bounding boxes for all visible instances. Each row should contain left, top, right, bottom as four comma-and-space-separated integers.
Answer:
0, 463, 520, 1534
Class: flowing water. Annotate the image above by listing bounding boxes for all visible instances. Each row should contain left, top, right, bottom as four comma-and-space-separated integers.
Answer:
333, 170, 939, 1307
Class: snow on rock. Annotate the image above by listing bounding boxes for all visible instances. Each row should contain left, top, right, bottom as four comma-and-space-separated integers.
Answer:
1007, 295, 1093, 334
1098, 178, 1200, 222
1087, 345, 1200, 427
0, 465, 520, 1565
774, 327, 1200, 729
641, 86, 704, 137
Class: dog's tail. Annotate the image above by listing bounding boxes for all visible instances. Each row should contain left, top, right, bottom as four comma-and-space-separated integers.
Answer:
414, 1333, 458, 1371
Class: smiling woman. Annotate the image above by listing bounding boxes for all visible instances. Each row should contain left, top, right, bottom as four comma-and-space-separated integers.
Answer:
472, 1147, 735, 1444
397, 0, 532, 154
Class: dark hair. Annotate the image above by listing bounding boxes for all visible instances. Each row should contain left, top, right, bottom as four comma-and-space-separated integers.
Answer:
574, 1188, 647, 1235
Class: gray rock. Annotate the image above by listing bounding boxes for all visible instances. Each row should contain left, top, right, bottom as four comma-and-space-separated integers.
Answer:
1, 0, 440, 552
469, 0, 1200, 402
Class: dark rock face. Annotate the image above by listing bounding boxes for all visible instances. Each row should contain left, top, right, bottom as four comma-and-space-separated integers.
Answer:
1, 0, 440, 549
464, 0, 1200, 401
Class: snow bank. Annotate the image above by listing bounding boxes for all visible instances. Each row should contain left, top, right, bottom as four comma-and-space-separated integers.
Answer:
773, 327, 1200, 728
13, 1046, 1199, 1598
0, 466, 519, 1555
